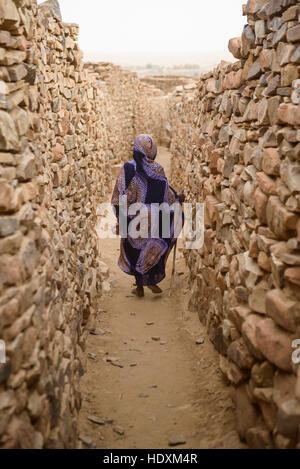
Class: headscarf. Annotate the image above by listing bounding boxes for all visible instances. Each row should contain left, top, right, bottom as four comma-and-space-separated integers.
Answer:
132, 134, 166, 182
134, 134, 157, 160
111, 134, 184, 280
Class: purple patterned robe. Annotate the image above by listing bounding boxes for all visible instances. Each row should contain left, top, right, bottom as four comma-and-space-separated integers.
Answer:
111, 135, 183, 287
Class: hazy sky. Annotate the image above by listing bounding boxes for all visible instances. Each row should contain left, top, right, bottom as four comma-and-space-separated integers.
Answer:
41, 0, 246, 61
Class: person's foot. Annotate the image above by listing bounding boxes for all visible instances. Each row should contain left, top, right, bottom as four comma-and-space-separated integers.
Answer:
147, 285, 163, 294
131, 286, 144, 297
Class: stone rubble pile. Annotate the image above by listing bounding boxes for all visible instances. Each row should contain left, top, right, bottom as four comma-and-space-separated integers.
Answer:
141, 75, 198, 95
0, 0, 168, 449
170, 0, 300, 449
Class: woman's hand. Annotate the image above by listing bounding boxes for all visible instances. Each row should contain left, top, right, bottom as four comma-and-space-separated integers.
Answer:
178, 193, 186, 204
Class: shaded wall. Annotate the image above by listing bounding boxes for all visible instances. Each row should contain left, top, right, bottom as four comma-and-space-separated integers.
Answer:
0, 0, 168, 448
169, 0, 300, 449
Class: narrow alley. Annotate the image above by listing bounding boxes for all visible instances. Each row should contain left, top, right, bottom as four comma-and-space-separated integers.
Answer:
78, 148, 244, 449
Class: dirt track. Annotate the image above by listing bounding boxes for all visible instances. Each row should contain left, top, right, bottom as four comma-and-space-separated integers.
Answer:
78, 147, 245, 449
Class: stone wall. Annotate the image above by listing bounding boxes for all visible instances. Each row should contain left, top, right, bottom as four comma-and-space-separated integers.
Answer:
85, 62, 169, 164
135, 80, 171, 147
169, 0, 300, 449
0, 0, 168, 449
0, 0, 112, 449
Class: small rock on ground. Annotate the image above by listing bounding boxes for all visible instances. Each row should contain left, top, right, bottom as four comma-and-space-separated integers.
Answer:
78, 435, 96, 448
110, 361, 124, 368
196, 338, 205, 345
87, 415, 106, 426
168, 434, 187, 447
113, 425, 125, 436
90, 330, 105, 336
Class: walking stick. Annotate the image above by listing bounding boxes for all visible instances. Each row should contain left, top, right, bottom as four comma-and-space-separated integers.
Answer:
169, 189, 184, 297
169, 240, 177, 297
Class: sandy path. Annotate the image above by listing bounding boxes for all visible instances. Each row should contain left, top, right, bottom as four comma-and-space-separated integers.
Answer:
78, 147, 245, 449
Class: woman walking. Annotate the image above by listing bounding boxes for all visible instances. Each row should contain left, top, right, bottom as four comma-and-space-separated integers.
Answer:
111, 134, 184, 297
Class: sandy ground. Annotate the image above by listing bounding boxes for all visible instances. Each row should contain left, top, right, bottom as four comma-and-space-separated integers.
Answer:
78, 147, 245, 449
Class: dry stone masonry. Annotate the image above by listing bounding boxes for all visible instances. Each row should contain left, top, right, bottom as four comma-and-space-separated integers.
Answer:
85, 62, 169, 165
0, 0, 111, 449
0, 0, 167, 449
1, 0, 300, 452
170, 0, 300, 449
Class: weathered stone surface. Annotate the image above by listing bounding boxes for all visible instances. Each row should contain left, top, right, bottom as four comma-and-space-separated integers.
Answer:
263, 74, 281, 97
256, 172, 277, 195
266, 196, 298, 240
245, 0, 269, 15
0, 0, 20, 30
0, 110, 19, 151
228, 37, 242, 59
278, 43, 296, 66
228, 338, 255, 369
261, 148, 281, 175
8, 64, 27, 82
265, 289, 300, 332
219, 355, 248, 385
0, 181, 15, 212
228, 305, 252, 332
280, 159, 300, 192
284, 267, 300, 287
272, 22, 287, 46
282, 5, 299, 22
268, 95, 281, 125
245, 427, 272, 449
38, 0, 62, 21
4, 414, 35, 449
242, 25, 255, 57
242, 314, 265, 360
260, 49, 273, 71
16, 149, 35, 181
234, 384, 259, 440
282, 66, 299, 88
10, 107, 29, 136
251, 361, 274, 387
278, 103, 300, 125
254, 187, 268, 223
0, 50, 26, 66
291, 45, 300, 63
0, 217, 19, 237
287, 24, 300, 42
255, 318, 294, 372
249, 282, 268, 313
257, 251, 272, 272
277, 399, 300, 440
248, 59, 262, 80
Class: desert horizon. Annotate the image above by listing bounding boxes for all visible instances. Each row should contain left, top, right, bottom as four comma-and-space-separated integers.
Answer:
83, 50, 235, 76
